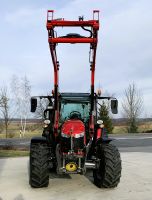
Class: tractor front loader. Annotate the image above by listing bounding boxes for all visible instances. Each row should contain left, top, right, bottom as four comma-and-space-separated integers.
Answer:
29, 10, 121, 188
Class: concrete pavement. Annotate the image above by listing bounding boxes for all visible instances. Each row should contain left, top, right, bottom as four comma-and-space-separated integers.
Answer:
0, 153, 152, 200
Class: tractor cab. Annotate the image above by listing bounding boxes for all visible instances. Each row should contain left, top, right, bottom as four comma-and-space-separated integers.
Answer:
59, 93, 91, 123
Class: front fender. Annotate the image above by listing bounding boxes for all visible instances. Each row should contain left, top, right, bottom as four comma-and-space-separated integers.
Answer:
96, 137, 113, 145
31, 136, 47, 144
95, 127, 113, 145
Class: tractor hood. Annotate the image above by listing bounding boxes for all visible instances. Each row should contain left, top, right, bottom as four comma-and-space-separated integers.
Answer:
61, 120, 85, 138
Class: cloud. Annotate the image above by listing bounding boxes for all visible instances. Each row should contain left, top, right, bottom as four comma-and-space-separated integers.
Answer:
0, 0, 152, 117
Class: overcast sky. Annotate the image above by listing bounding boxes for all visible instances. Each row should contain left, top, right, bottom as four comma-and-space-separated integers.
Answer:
0, 0, 152, 117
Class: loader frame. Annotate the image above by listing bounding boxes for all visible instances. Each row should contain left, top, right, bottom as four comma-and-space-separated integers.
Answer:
46, 10, 100, 137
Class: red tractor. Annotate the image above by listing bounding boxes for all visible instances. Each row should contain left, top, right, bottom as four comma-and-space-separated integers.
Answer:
29, 10, 121, 188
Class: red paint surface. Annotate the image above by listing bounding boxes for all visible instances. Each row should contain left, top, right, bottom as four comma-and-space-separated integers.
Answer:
62, 120, 85, 136
97, 128, 102, 139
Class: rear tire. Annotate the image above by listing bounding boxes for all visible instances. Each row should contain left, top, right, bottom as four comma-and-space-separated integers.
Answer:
29, 142, 49, 188
93, 143, 121, 188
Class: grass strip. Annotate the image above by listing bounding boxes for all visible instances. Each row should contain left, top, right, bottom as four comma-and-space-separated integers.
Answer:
0, 150, 29, 158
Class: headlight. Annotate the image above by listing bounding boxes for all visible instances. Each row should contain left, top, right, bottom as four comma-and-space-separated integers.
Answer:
44, 120, 50, 125
97, 120, 104, 128
97, 120, 103, 125
43, 120, 50, 128
99, 124, 104, 128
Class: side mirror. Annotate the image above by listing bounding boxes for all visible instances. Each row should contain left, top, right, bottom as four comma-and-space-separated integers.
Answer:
31, 98, 37, 112
111, 99, 118, 114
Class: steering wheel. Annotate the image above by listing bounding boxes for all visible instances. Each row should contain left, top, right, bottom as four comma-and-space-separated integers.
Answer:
69, 111, 82, 120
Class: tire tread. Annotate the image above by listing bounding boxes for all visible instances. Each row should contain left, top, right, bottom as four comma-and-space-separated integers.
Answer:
30, 143, 49, 188
93, 143, 121, 188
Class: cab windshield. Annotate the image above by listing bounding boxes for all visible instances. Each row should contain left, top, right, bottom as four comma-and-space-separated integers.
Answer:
60, 101, 90, 123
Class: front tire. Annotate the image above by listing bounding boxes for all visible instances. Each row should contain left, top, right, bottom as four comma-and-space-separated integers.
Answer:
29, 142, 49, 188
93, 143, 121, 188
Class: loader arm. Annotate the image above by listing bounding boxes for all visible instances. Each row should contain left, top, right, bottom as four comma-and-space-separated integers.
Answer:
46, 10, 100, 137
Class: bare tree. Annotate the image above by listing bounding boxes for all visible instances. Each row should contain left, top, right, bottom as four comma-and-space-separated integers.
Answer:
11, 75, 21, 111
122, 83, 143, 133
11, 75, 31, 137
0, 87, 10, 138
0, 119, 4, 134
21, 76, 31, 136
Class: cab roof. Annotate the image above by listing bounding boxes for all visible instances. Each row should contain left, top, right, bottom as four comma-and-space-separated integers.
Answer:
60, 93, 91, 103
